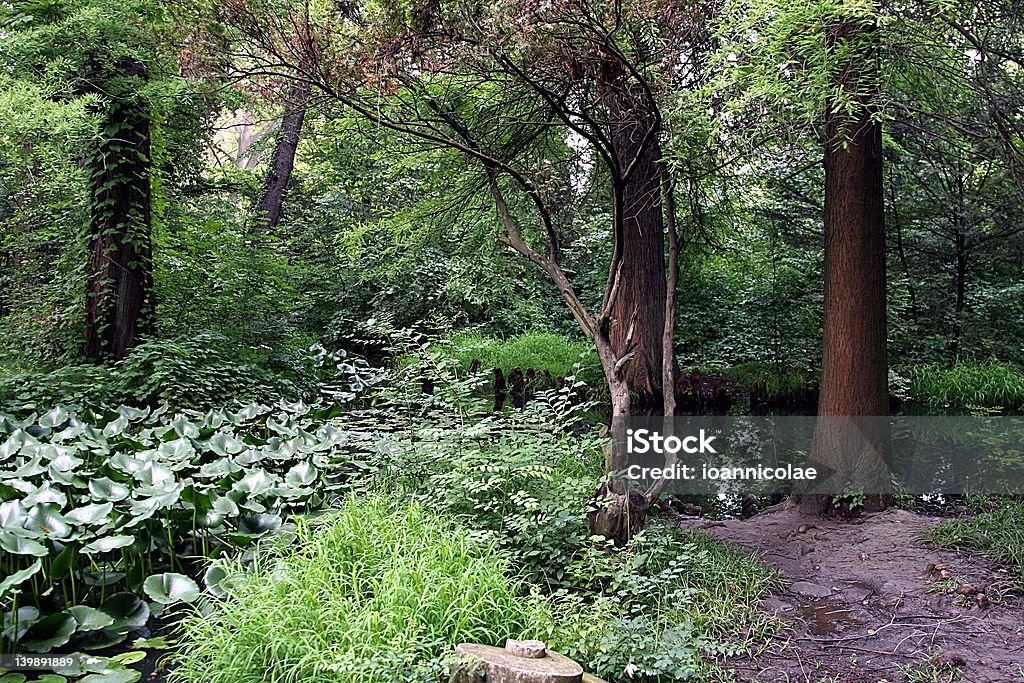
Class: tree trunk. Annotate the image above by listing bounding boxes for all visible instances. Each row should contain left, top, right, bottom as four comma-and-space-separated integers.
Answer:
83, 80, 153, 362
603, 81, 668, 415
254, 84, 310, 231
802, 15, 892, 515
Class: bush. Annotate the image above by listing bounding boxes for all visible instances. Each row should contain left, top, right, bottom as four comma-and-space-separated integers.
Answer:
171, 497, 553, 683
0, 333, 381, 412
908, 360, 1024, 411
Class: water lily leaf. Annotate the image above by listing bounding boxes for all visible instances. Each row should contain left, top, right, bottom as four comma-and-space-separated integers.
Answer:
9, 455, 46, 479
24, 504, 72, 539
0, 500, 28, 527
125, 497, 162, 522
117, 405, 149, 421
80, 570, 125, 588
234, 469, 277, 497
66, 502, 114, 526
83, 535, 135, 554
0, 430, 26, 460
50, 543, 78, 580
49, 450, 83, 472
2, 605, 40, 642
111, 651, 146, 666
157, 437, 194, 460
169, 416, 199, 439
236, 513, 282, 536
24, 482, 68, 508
89, 478, 130, 502
0, 530, 48, 557
107, 453, 144, 475
207, 432, 245, 456
68, 606, 115, 632
0, 673, 28, 683
36, 675, 68, 683
143, 573, 200, 605
0, 559, 42, 599
78, 669, 140, 683
19, 612, 76, 652
39, 406, 70, 429
101, 415, 129, 438
134, 461, 175, 487
285, 462, 317, 487
197, 459, 240, 478
100, 593, 149, 633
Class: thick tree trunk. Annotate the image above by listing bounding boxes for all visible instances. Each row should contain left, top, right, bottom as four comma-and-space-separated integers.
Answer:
83, 88, 153, 362
604, 84, 668, 415
254, 84, 310, 231
802, 17, 892, 515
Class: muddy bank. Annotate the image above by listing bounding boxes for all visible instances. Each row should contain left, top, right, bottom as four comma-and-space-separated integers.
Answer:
679, 507, 1024, 682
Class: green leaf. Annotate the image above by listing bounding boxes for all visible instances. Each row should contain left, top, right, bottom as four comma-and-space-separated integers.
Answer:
0, 530, 48, 557
142, 573, 200, 604
100, 593, 149, 634
89, 478, 130, 502
20, 612, 76, 652
83, 535, 135, 554
79, 670, 141, 683
67, 606, 116, 632
38, 406, 70, 429
66, 502, 114, 525
23, 504, 72, 539
285, 461, 318, 487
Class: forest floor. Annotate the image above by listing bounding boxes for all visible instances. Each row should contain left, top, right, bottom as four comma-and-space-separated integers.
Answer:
678, 507, 1024, 683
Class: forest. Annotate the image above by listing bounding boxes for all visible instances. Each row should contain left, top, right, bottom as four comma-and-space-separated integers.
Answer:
1, 1, 1024, 682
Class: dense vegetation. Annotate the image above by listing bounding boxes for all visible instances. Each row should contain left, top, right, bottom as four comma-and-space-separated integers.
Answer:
2, 0, 1023, 681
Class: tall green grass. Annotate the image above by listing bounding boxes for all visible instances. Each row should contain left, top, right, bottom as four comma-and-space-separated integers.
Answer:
928, 500, 1024, 585
171, 497, 552, 683
908, 360, 1024, 410
446, 330, 598, 379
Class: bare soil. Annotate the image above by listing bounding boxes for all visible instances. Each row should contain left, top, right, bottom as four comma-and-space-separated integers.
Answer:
678, 506, 1024, 683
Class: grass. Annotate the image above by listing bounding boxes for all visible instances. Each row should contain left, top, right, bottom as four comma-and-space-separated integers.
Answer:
928, 499, 1024, 586
170, 496, 552, 683
908, 360, 1024, 411
445, 330, 599, 379
719, 361, 814, 402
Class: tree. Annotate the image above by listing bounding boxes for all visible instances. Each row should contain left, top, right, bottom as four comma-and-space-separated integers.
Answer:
218, 0, 713, 541
82, 55, 155, 360
802, 8, 891, 514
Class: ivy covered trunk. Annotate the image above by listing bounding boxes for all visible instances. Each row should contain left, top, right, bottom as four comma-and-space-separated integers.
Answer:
802, 14, 892, 515
83, 64, 154, 361
254, 82, 310, 231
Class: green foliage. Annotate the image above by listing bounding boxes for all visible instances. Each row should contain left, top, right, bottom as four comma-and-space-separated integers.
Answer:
0, 399, 374, 654
444, 331, 598, 379
170, 497, 552, 683
721, 362, 816, 403
0, 334, 381, 411
928, 500, 1024, 585
907, 361, 1024, 411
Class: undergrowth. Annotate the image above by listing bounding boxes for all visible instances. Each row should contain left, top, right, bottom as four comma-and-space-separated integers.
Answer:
928, 499, 1024, 586
908, 360, 1024, 411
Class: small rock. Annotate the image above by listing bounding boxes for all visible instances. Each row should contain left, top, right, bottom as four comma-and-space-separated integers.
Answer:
790, 581, 833, 599
957, 583, 979, 596
798, 524, 816, 534
975, 593, 989, 609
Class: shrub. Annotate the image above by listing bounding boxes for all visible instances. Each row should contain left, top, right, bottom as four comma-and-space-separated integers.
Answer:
908, 360, 1024, 411
171, 497, 553, 683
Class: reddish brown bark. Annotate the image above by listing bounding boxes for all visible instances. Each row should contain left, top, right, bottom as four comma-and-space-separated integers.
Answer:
601, 66, 668, 416
802, 17, 892, 515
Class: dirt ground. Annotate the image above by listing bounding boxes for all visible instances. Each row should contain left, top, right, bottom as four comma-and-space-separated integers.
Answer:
678, 506, 1024, 683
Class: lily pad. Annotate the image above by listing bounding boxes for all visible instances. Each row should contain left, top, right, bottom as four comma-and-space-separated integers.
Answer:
83, 535, 136, 554
23, 504, 71, 539
20, 612, 77, 652
0, 530, 48, 557
66, 502, 114, 526
89, 478, 130, 502
142, 573, 200, 604
67, 606, 116, 632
